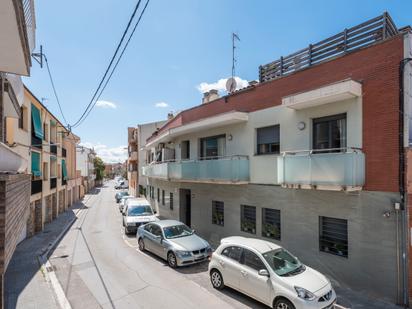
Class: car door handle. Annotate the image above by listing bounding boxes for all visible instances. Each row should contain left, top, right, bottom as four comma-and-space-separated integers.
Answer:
241, 270, 247, 277
218, 260, 225, 266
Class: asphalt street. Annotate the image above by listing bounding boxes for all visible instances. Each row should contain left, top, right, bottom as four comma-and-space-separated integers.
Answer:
49, 181, 267, 309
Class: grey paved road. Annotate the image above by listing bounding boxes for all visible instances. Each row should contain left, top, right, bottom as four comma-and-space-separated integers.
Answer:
49, 182, 267, 309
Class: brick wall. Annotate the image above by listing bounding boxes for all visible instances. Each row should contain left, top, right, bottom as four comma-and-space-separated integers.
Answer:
0, 173, 30, 309
152, 35, 404, 192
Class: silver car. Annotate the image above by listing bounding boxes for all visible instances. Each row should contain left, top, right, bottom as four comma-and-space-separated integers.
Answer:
137, 220, 212, 268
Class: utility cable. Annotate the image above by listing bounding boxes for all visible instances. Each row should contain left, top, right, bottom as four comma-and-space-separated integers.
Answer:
70, 0, 143, 128
72, 0, 150, 128
44, 54, 68, 126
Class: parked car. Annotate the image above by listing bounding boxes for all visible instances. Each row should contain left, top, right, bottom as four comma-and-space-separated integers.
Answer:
208, 236, 336, 309
115, 191, 129, 203
115, 181, 125, 189
119, 196, 136, 212
137, 220, 212, 268
122, 200, 158, 234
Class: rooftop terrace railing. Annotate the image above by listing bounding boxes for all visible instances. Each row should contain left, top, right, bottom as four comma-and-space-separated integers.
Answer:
259, 12, 398, 82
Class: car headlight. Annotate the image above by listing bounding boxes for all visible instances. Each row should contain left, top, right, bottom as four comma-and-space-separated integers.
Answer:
294, 286, 316, 301
176, 250, 191, 257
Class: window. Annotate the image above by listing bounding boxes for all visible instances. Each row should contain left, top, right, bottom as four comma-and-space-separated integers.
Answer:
313, 114, 346, 152
242, 249, 267, 271
221, 246, 242, 262
241, 205, 256, 234
31, 104, 44, 140
157, 188, 160, 202
151, 225, 162, 237
200, 135, 226, 159
144, 223, 153, 232
31, 151, 42, 178
162, 190, 165, 205
43, 123, 49, 141
319, 216, 348, 258
181, 140, 190, 160
169, 192, 174, 210
57, 164, 61, 179
256, 125, 280, 155
212, 201, 224, 226
50, 156, 57, 178
43, 162, 48, 180
19, 106, 28, 130
262, 208, 281, 240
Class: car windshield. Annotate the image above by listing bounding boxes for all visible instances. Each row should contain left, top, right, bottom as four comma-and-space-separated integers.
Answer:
262, 248, 305, 276
163, 224, 193, 239
127, 205, 153, 216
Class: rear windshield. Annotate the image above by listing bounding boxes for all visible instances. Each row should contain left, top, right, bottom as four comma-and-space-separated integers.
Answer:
127, 205, 153, 216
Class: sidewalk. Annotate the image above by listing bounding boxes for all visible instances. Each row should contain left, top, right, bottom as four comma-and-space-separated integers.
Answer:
4, 201, 84, 309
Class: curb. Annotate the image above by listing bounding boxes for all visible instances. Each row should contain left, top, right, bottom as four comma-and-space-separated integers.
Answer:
36, 203, 86, 309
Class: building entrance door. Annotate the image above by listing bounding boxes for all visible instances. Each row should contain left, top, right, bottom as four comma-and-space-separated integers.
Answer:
179, 189, 191, 227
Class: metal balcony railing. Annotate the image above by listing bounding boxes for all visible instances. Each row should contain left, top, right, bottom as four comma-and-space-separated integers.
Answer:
277, 148, 365, 190
31, 134, 42, 149
142, 155, 250, 183
31, 179, 42, 195
259, 13, 398, 82
23, 0, 36, 52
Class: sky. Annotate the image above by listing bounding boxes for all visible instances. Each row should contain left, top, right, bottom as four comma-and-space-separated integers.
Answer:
24, 0, 412, 163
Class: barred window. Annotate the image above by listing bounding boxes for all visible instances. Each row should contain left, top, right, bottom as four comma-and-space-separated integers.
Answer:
162, 190, 165, 205
319, 216, 348, 258
241, 205, 256, 234
169, 192, 173, 210
262, 208, 281, 240
157, 188, 160, 202
212, 201, 224, 226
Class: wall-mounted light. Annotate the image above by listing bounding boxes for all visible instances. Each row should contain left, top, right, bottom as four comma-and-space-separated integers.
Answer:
228, 134, 233, 141
297, 121, 306, 131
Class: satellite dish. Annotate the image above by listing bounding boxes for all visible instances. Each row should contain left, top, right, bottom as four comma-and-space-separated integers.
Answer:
226, 77, 237, 93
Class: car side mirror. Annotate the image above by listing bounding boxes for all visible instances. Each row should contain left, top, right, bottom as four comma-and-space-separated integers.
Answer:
258, 269, 269, 277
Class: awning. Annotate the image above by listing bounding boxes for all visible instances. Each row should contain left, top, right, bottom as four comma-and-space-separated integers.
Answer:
31, 151, 41, 177
62, 159, 68, 180
31, 104, 44, 139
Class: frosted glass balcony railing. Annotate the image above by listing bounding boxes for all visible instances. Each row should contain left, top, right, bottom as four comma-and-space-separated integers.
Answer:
277, 148, 365, 190
142, 155, 249, 183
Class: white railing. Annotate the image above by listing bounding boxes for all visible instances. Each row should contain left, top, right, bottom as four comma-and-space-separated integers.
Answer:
277, 148, 365, 190
23, 0, 36, 52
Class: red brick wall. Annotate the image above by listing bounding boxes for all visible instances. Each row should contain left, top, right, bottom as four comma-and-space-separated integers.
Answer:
153, 36, 404, 192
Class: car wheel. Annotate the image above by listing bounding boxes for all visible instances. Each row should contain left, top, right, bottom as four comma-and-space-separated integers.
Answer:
273, 298, 295, 309
138, 238, 145, 251
167, 252, 177, 268
210, 269, 224, 290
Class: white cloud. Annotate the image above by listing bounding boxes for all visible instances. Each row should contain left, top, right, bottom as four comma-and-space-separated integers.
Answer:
196, 76, 249, 94
155, 102, 169, 108
80, 142, 127, 164
95, 100, 117, 109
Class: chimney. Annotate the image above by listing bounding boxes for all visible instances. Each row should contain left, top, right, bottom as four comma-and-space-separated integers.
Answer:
202, 89, 219, 104
167, 112, 174, 120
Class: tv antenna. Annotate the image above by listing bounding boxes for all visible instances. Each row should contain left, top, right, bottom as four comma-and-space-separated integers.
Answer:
227, 32, 240, 93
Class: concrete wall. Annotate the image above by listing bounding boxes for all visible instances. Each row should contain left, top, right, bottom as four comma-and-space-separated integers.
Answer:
148, 177, 399, 303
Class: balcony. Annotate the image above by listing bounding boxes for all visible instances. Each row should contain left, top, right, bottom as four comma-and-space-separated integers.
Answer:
2, 74, 24, 119
61, 178, 67, 186
0, 0, 36, 75
31, 179, 42, 195
142, 155, 250, 184
50, 143, 57, 155
0, 142, 27, 173
31, 134, 42, 149
50, 177, 57, 189
277, 148, 365, 191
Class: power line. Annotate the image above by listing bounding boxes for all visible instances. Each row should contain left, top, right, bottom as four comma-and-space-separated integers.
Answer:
44, 54, 68, 126
70, 0, 144, 128
72, 0, 150, 128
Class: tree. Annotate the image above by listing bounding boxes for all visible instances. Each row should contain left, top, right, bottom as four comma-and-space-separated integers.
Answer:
94, 157, 105, 181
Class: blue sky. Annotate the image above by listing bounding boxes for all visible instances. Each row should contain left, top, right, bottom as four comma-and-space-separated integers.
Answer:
24, 0, 412, 162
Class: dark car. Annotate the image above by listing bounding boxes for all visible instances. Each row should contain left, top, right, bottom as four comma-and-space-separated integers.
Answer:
115, 191, 129, 203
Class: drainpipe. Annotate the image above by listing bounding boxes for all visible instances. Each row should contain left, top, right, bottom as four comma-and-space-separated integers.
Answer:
399, 57, 412, 307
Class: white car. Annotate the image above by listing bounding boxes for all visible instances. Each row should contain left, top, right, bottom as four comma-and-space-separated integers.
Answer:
208, 237, 336, 309
119, 196, 137, 213
122, 200, 158, 234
